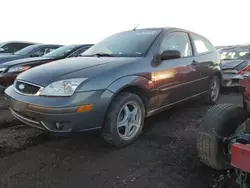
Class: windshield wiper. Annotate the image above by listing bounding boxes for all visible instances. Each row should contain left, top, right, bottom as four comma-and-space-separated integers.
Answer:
79, 53, 115, 57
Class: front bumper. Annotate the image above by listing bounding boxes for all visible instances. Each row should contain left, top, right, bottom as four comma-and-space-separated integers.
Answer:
4, 85, 113, 133
222, 73, 243, 87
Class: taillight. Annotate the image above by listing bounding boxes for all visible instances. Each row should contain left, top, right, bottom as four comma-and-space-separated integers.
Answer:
239, 65, 250, 74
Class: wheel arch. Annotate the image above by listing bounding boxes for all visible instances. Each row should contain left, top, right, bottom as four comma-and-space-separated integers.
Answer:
106, 75, 153, 113
114, 85, 149, 110
212, 65, 223, 82
207, 65, 223, 87
214, 70, 223, 81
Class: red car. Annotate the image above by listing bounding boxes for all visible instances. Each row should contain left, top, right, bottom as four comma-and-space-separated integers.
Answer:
197, 76, 250, 187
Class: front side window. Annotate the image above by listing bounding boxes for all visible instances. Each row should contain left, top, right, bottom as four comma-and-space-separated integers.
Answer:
190, 33, 215, 54
159, 32, 192, 57
81, 29, 162, 57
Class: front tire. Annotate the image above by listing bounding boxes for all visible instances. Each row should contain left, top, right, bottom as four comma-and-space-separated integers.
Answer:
102, 92, 145, 147
197, 104, 247, 170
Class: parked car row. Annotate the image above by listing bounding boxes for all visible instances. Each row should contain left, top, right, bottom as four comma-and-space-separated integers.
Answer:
4, 27, 222, 148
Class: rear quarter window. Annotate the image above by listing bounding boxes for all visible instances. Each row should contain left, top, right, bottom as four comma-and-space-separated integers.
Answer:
190, 33, 216, 54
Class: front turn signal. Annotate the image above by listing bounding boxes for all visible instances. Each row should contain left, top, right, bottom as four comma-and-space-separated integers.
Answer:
77, 104, 93, 112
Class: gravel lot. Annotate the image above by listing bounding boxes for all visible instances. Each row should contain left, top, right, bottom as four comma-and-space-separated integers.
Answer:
0, 91, 242, 188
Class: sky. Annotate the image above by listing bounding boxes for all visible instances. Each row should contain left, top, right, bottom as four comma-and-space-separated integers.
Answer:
1, 0, 249, 46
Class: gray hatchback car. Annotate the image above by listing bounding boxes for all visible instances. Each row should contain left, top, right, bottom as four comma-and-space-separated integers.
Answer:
5, 27, 222, 147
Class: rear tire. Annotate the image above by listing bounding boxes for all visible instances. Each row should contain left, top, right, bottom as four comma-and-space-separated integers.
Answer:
197, 104, 247, 170
204, 76, 220, 105
102, 92, 145, 148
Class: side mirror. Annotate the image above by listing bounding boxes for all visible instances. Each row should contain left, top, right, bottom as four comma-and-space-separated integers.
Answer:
0, 48, 5, 52
160, 50, 181, 61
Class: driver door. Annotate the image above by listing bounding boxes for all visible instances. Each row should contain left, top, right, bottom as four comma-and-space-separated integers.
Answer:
153, 31, 196, 107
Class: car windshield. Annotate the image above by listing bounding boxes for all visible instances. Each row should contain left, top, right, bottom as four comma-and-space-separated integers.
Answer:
13, 45, 37, 55
81, 29, 162, 57
221, 47, 250, 60
43, 45, 77, 58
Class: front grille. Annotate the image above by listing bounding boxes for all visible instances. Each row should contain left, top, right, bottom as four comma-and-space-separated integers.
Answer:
15, 80, 41, 95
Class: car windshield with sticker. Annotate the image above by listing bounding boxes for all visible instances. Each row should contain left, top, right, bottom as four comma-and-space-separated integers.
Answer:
81, 29, 162, 57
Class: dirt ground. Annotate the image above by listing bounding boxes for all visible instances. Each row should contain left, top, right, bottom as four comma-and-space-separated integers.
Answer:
0, 91, 242, 188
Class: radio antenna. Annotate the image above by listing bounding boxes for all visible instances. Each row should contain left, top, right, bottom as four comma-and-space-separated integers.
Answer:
133, 20, 144, 30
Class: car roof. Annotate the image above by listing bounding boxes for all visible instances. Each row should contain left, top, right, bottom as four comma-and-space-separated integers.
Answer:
0, 41, 39, 46
28, 44, 62, 48
131, 27, 204, 37
133, 27, 187, 31
69, 44, 94, 47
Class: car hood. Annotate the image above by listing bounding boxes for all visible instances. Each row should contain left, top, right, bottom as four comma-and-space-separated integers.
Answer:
17, 57, 140, 86
221, 59, 246, 70
0, 54, 22, 64
0, 57, 55, 68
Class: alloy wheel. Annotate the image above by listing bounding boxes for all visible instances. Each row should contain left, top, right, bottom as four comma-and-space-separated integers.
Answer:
211, 79, 219, 102
117, 101, 142, 140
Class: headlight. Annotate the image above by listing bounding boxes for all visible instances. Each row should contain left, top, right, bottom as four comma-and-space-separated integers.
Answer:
0, 67, 6, 72
39, 78, 88, 96
7, 65, 30, 73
